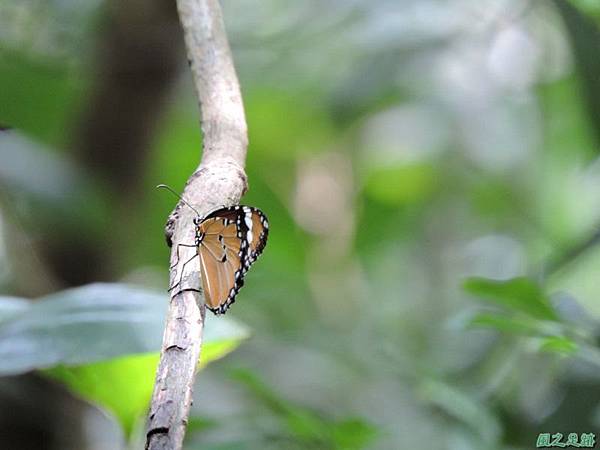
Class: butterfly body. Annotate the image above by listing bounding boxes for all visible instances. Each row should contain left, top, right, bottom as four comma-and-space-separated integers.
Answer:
193, 205, 268, 315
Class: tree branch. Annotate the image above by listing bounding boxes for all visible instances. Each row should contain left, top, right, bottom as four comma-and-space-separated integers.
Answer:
145, 1, 248, 449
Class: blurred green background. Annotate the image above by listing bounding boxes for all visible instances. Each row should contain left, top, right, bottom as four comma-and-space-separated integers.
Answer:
2, 0, 600, 449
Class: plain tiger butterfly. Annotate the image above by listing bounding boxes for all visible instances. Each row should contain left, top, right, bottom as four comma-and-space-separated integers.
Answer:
158, 185, 269, 315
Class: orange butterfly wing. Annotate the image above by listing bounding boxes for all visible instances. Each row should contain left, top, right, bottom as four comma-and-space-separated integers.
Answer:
196, 207, 268, 314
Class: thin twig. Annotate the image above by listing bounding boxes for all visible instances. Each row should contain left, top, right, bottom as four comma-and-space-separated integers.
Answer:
541, 227, 600, 279
145, 1, 248, 449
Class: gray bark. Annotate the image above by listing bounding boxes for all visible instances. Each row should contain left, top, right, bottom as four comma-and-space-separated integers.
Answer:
145, 0, 248, 449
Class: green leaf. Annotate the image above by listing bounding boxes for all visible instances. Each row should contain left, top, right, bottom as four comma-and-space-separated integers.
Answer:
0, 283, 250, 437
285, 409, 330, 442
45, 353, 157, 438
44, 334, 248, 439
463, 277, 558, 321
0, 283, 166, 375
469, 313, 546, 336
331, 418, 378, 450
538, 336, 579, 355
0, 283, 250, 375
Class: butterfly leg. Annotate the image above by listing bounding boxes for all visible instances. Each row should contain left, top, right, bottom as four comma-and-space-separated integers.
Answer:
168, 253, 199, 292
169, 243, 197, 270
168, 243, 198, 292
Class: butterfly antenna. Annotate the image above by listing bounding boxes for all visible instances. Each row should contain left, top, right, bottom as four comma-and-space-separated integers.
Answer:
156, 184, 201, 216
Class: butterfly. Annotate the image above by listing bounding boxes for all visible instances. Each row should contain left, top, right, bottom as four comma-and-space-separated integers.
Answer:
159, 185, 269, 315
193, 205, 269, 314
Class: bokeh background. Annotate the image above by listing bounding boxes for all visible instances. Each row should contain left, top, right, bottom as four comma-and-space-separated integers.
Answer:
2, 0, 600, 449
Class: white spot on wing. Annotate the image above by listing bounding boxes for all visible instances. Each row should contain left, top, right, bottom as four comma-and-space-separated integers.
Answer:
244, 214, 253, 230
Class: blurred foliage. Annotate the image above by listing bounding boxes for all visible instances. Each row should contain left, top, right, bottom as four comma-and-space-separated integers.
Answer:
464, 277, 557, 321
46, 354, 159, 439
464, 277, 579, 355
0, 284, 249, 442
4, 1, 600, 449
228, 369, 378, 450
